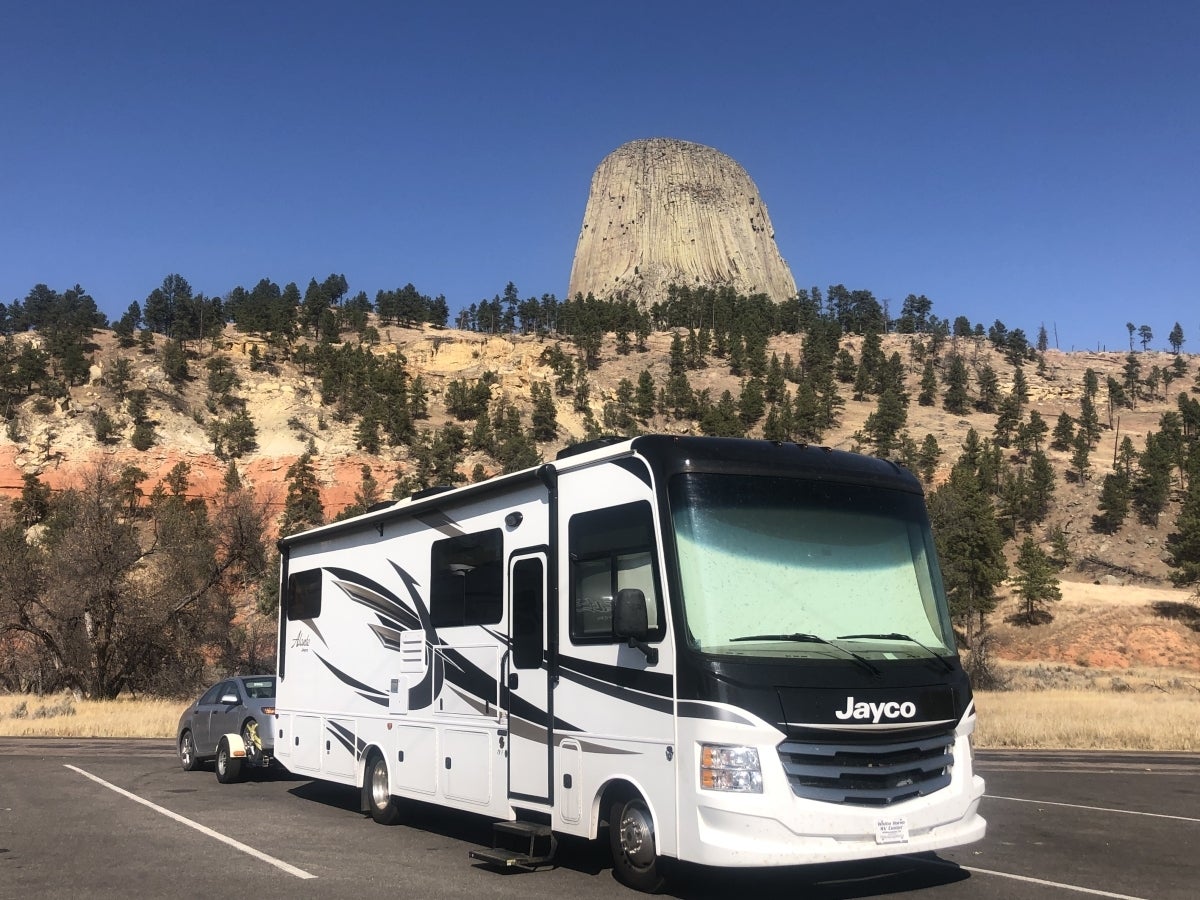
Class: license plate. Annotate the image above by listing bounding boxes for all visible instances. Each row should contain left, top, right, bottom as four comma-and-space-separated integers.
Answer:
875, 817, 909, 844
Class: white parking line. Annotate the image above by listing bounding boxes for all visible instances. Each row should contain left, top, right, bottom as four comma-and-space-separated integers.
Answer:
910, 854, 1151, 900
986, 793, 1200, 823
64, 765, 316, 880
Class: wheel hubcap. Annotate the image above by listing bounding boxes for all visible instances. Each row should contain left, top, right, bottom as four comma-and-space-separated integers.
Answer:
619, 801, 655, 869
371, 762, 390, 808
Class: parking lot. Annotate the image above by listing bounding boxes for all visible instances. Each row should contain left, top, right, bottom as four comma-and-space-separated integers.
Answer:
1, 739, 1196, 899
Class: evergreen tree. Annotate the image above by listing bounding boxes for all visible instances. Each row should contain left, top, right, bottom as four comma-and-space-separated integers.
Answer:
1013, 536, 1062, 623
863, 383, 908, 456
1094, 471, 1131, 533
917, 359, 937, 406
1070, 429, 1091, 482
737, 378, 766, 428
530, 382, 558, 442
927, 462, 1008, 627
634, 370, 656, 421
942, 354, 970, 414
1168, 322, 1185, 354
917, 434, 942, 483
1167, 452, 1200, 585
280, 449, 324, 537
1026, 450, 1056, 524
1051, 412, 1075, 451
975, 364, 999, 413
1133, 432, 1173, 525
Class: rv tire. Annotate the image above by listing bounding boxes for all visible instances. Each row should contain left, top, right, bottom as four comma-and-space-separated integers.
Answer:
609, 793, 666, 893
215, 737, 242, 784
366, 753, 402, 825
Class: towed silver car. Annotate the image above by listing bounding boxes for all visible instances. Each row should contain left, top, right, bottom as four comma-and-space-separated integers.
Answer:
177, 675, 276, 782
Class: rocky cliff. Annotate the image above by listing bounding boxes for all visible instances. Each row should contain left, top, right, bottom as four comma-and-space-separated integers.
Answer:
566, 138, 797, 306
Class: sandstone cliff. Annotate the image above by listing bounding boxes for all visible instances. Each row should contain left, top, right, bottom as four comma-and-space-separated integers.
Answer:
567, 138, 797, 306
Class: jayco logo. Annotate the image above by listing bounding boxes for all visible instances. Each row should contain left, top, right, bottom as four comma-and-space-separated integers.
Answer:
835, 696, 917, 723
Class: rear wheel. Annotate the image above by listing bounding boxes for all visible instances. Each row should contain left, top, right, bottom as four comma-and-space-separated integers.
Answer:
366, 754, 402, 825
178, 731, 200, 772
215, 737, 243, 784
609, 793, 667, 893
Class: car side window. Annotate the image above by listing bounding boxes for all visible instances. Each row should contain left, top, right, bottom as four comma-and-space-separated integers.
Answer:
199, 684, 223, 705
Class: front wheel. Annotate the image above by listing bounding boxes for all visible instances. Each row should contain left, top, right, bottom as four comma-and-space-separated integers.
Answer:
215, 737, 243, 784
609, 794, 667, 893
366, 754, 402, 825
179, 731, 200, 772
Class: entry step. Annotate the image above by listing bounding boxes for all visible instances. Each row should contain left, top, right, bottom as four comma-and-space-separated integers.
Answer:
470, 821, 557, 871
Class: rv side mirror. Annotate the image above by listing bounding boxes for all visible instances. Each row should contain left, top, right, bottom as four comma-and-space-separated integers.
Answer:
613, 589, 658, 666
613, 589, 649, 641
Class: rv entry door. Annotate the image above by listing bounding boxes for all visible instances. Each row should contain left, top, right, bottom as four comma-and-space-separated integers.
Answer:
506, 550, 551, 803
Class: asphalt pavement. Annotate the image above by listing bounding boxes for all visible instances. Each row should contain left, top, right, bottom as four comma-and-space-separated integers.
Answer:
0, 739, 1196, 899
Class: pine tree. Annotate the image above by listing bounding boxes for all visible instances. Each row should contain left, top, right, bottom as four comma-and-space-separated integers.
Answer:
530, 382, 558, 442
1051, 412, 1075, 451
1167, 452, 1200, 585
280, 449, 324, 537
1094, 471, 1131, 534
863, 384, 908, 456
1013, 536, 1062, 623
918, 359, 938, 406
927, 463, 1008, 627
975, 364, 999, 413
1133, 432, 1174, 525
917, 434, 941, 483
1071, 429, 1091, 482
634, 370, 656, 421
1168, 322, 1185, 354
942, 354, 970, 414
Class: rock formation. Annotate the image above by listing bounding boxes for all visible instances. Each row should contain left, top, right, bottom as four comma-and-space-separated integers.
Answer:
567, 138, 797, 306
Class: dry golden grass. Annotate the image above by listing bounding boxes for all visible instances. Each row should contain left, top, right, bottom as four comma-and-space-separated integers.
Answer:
974, 689, 1200, 751
0, 693, 186, 739
3, 689, 1198, 751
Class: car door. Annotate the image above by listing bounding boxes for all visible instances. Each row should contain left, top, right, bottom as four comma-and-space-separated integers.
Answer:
192, 683, 224, 753
210, 680, 244, 744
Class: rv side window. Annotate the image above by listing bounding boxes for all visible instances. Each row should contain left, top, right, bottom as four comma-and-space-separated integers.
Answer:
569, 501, 664, 644
430, 529, 503, 627
287, 569, 322, 620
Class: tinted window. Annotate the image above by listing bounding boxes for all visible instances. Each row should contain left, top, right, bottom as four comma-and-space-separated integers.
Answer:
242, 677, 276, 700
199, 683, 223, 705
430, 529, 503, 627
287, 569, 322, 620
511, 558, 544, 670
569, 501, 664, 643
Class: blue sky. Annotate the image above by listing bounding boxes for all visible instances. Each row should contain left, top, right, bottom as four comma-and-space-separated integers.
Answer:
2, 1, 1196, 352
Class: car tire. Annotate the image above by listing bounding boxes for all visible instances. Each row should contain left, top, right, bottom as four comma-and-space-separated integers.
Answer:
609, 792, 667, 893
366, 754, 402, 825
215, 737, 243, 784
241, 720, 261, 770
179, 731, 201, 772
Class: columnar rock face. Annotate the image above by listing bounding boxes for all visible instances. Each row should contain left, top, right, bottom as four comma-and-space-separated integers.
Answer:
567, 138, 797, 306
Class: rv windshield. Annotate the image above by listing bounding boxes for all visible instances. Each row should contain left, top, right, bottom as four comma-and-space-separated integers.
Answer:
668, 474, 955, 659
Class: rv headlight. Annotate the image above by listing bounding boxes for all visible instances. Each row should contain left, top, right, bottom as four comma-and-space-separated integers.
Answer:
700, 744, 763, 793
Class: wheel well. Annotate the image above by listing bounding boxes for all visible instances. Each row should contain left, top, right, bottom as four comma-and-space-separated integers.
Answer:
598, 778, 641, 829
358, 745, 386, 813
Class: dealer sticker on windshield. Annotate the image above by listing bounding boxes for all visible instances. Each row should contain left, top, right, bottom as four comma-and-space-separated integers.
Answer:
875, 817, 909, 845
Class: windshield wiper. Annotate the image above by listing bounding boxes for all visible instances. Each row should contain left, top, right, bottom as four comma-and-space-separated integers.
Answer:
730, 633, 882, 678
836, 632, 954, 672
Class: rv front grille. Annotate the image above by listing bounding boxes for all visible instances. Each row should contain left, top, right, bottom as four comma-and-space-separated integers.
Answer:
777, 730, 954, 806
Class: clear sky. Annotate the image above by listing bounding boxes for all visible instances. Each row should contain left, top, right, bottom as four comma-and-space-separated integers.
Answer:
2, 1, 1196, 353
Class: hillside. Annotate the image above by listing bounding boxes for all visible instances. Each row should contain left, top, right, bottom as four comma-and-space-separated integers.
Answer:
2, 321, 1198, 677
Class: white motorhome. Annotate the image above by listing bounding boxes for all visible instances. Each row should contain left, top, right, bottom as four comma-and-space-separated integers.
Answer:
273, 436, 985, 891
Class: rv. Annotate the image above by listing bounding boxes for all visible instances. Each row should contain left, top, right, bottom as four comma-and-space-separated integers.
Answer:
273, 435, 985, 890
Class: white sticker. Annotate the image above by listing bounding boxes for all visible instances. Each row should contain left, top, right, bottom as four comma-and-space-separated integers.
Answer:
875, 817, 909, 844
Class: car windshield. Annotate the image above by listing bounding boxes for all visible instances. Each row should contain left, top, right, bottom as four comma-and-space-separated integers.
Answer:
242, 677, 276, 699
668, 473, 955, 659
